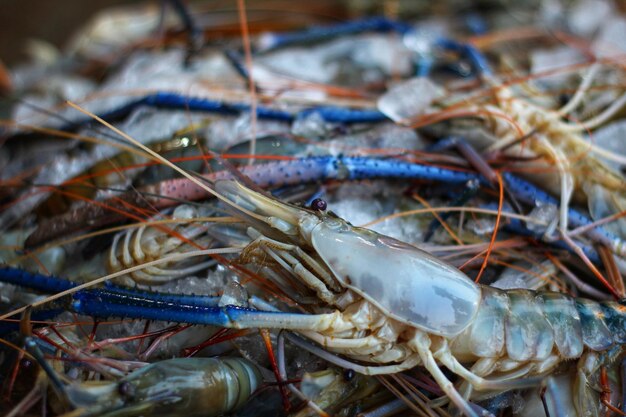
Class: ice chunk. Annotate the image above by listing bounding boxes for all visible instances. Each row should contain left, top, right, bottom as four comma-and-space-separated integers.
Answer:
377, 77, 443, 123
300, 370, 337, 399
0, 153, 95, 229
203, 112, 290, 151
492, 260, 556, 291
218, 280, 249, 307
589, 119, 626, 169
327, 181, 426, 244
568, 0, 613, 36
351, 34, 413, 77
593, 17, 626, 57
255, 41, 347, 84
525, 201, 558, 235
403, 20, 449, 58
531, 47, 584, 86
540, 0, 565, 27
147, 265, 234, 296
466, 217, 496, 236
377, 123, 426, 150
585, 182, 626, 238
291, 111, 330, 138
260, 47, 341, 83
66, 3, 168, 58
46, 75, 96, 101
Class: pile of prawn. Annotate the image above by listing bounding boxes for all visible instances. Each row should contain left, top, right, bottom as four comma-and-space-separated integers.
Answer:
2, 1, 626, 416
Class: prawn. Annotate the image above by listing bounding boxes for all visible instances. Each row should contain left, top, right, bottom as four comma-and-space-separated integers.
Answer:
27, 108, 625, 416
52, 179, 626, 417
26, 341, 263, 417
429, 34, 626, 250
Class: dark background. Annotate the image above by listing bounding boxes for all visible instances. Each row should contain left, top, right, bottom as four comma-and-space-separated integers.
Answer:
0, 0, 442, 67
0, 0, 360, 67
1, 0, 134, 65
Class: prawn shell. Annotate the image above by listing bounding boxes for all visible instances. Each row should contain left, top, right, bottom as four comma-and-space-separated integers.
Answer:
599, 302, 626, 344
311, 218, 481, 337
465, 286, 509, 357
505, 290, 554, 361
538, 292, 583, 359
576, 299, 614, 351
124, 357, 262, 416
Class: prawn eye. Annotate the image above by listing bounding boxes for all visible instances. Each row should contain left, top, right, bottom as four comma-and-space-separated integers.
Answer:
343, 369, 356, 382
118, 381, 136, 400
310, 198, 327, 211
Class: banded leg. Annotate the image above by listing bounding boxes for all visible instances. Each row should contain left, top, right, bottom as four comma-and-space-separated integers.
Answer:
433, 339, 544, 391
410, 332, 481, 417
283, 331, 421, 375
300, 331, 411, 363
243, 231, 341, 303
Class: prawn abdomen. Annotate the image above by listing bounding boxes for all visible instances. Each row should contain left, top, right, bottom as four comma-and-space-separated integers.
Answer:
453, 288, 625, 366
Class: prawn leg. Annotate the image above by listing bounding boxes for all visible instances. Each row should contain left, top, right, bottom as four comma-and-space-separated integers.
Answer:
410, 332, 482, 417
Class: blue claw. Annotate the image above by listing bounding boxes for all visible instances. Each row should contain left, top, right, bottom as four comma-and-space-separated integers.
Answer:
0, 267, 77, 293
72, 289, 319, 329
0, 267, 317, 329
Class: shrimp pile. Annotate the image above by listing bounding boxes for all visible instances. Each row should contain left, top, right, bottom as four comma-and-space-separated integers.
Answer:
2, 1, 626, 417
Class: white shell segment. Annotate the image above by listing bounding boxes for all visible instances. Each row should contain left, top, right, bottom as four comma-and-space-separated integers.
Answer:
311, 219, 481, 337
505, 290, 554, 361
538, 292, 583, 358
468, 286, 509, 357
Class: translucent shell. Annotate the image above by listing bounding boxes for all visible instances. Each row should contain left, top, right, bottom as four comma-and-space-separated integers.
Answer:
311, 218, 481, 337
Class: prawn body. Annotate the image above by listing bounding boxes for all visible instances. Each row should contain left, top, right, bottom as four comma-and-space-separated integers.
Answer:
58, 357, 262, 417
216, 180, 626, 416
